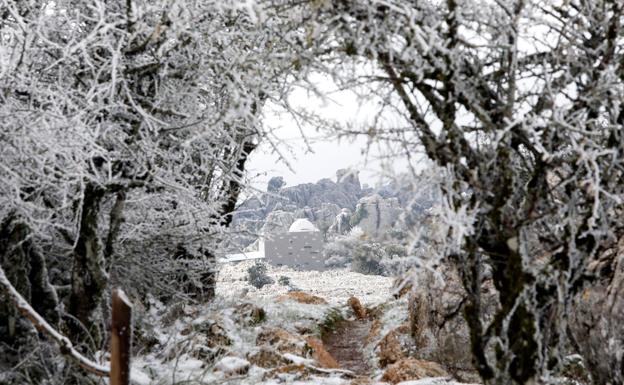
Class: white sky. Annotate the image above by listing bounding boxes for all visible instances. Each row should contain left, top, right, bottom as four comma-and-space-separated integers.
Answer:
248, 74, 423, 191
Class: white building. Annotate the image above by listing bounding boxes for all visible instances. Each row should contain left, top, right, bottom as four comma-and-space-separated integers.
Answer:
220, 218, 326, 270
261, 218, 325, 270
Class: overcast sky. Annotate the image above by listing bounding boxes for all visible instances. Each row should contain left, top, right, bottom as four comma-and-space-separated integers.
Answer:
247, 75, 423, 190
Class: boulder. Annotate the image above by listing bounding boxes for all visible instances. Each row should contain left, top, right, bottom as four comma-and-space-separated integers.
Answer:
247, 347, 289, 368
267, 176, 286, 192
256, 327, 309, 356
365, 319, 382, 344
347, 296, 368, 319
406, 264, 498, 380
351, 194, 402, 238
330, 208, 353, 235
305, 336, 340, 369
232, 302, 266, 326
378, 323, 413, 367
261, 210, 295, 234
381, 358, 449, 384
182, 318, 232, 348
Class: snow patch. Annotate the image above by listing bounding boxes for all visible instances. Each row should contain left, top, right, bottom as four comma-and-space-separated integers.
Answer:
215, 356, 250, 374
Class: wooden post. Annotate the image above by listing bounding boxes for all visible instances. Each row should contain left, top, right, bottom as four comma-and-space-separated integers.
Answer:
111, 289, 132, 385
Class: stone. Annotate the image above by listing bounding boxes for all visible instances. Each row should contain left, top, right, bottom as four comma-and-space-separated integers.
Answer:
350, 194, 402, 238
347, 296, 368, 319
256, 327, 309, 356
378, 323, 413, 368
330, 208, 353, 235
365, 319, 382, 344
381, 358, 449, 384
305, 336, 340, 369
231, 170, 366, 249
247, 347, 288, 368
267, 176, 286, 192
406, 263, 498, 379
233, 302, 266, 326
261, 210, 295, 234
183, 318, 232, 348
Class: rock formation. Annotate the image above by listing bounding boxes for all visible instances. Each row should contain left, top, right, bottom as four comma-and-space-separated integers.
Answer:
329, 208, 352, 235
350, 194, 403, 238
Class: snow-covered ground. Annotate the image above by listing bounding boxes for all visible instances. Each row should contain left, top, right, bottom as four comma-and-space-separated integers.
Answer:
216, 260, 395, 305
126, 262, 484, 385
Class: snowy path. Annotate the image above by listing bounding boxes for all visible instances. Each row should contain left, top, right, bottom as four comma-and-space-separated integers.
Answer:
323, 319, 373, 375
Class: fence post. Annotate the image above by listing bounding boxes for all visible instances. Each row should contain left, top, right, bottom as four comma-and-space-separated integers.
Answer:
111, 289, 132, 385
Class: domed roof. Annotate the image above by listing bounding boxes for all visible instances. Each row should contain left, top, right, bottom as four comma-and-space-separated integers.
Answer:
288, 218, 319, 233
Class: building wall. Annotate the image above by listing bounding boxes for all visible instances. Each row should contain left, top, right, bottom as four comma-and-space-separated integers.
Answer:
262, 232, 325, 270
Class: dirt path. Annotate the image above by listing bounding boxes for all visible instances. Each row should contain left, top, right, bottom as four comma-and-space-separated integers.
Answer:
322, 319, 372, 375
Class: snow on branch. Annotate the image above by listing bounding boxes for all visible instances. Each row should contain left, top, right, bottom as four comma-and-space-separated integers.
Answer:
0, 266, 110, 377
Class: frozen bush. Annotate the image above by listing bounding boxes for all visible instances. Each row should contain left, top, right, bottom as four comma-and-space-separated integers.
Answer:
351, 242, 386, 275
246, 262, 274, 289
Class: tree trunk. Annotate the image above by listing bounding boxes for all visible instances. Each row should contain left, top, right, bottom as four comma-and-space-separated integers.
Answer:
68, 182, 108, 344
184, 138, 257, 302
0, 214, 59, 345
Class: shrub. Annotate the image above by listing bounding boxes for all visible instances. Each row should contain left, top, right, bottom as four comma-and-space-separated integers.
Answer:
351, 242, 386, 275
246, 262, 274, 289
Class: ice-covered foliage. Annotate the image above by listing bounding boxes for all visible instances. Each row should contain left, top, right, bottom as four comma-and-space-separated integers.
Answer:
2, 0, 623, 384
323, 227, 412, 276
291, 1, 624, 383
247, 262, 276, 289
0, 0, 306, 381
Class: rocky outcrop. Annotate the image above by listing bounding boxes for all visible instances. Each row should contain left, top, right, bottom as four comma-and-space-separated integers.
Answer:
381, 358, 449, 384
261, 210, 295, 234
407, 264, 498, 381
267, 176, 286, 192
313, 203, 342, 234
350, 194, 402, 238
278, 170, 362, 210
377, 324, 414, 368
231, 170, 365, 247
329, 208, 352, 235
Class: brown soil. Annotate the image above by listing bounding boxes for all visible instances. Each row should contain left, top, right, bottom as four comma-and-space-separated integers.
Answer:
277, 291, 328, 305
322, 319, 372, 375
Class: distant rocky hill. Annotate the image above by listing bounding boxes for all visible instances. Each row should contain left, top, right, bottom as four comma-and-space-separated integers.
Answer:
229, 170, 431, 249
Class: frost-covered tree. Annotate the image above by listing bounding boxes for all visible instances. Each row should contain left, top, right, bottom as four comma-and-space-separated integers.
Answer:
295, 0, 624, 384
0, 0, 303, 379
